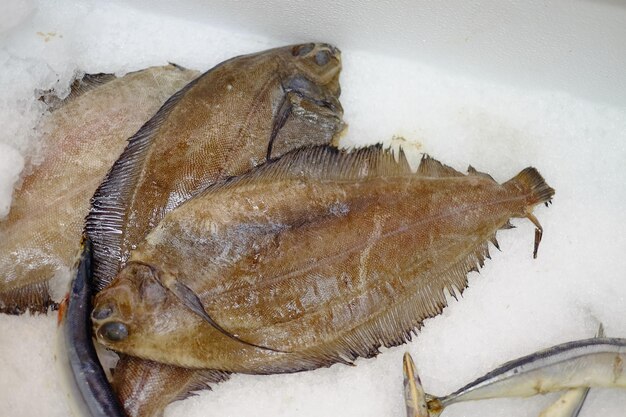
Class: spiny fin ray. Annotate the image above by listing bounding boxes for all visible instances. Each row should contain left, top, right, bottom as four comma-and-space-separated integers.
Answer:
0, 281, 56, 315
86, 75, 202, 291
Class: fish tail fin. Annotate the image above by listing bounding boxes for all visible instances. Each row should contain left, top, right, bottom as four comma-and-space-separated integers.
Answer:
507, 167, 555, 207
506, 167, 554, 258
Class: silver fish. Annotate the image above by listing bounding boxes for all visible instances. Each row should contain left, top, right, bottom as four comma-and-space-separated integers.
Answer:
427, 331, 623, 416
538, 325, 604, 417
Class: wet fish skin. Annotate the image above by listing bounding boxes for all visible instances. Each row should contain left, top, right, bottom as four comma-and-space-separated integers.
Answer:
86, 43, 345, 417
87, 42, 344, 292
92, 145, 554, 373
0, 65, 200, 314
426, 338, 626, 416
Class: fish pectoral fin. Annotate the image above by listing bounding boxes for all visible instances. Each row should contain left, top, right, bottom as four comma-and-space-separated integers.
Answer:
266, 92, 293, 161
168, 280, 287, 353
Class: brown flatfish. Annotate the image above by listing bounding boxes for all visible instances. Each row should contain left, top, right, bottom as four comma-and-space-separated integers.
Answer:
86, 43, 344, 292
0, 65, 199, 314
92, 145, 554, 374
87, 43, 344, 417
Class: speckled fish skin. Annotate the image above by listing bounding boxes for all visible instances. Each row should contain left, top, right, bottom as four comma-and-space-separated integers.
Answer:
0, 65, 200, 314
87, 43, 344, 417
86, 43, 344, 293
92, 145, 554, 374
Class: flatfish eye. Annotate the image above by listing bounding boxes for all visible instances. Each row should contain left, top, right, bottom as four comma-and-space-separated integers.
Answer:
292, 43, 315, 57
314, 50, 332, 66
91, 304, 113, 320
99, 321, 129, 342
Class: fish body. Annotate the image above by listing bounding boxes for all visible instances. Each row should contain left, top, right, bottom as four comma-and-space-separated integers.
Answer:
85, 43, 344, 417
93, 145, 554, 373
0, 65, 200, 314
87, 43, 344, 292
427, 337, 626, 415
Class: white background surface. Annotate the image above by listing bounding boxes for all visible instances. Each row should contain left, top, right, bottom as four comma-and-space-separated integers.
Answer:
1, 1, 625, 416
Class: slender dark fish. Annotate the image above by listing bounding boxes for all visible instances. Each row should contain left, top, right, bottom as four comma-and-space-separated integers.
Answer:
92, 145, 554, 374
59, 238, 125, 417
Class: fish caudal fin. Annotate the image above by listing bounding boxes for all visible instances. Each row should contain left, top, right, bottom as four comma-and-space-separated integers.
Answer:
403, 353, 429, 417
505, 167, 555, 258
507, 167, 555, 207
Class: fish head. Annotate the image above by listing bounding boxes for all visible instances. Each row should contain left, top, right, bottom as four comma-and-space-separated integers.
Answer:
282, 42, 342, 98
269, 43, 345, 158
91, 262, 177, 352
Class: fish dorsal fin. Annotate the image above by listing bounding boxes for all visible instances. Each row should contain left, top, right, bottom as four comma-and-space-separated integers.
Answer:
40, 73, 117, 111
257, 144, 413, 181
196, 144, 417, 197
69, 73, 118, 99
416, 154, 464, 178
86, 75, 202, 290
467, 165, 496, 182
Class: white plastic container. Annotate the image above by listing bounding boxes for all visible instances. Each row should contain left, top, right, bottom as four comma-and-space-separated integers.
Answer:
1, 1, 625, 417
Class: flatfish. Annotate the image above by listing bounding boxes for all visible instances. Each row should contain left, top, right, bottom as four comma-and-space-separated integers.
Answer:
85, 43, 345, 417
86, 43, 344, 292
0, 65, 199, 314
91, 145, 555, 374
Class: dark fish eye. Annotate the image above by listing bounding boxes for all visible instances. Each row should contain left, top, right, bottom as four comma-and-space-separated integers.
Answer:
292, 43, 315, 57
92, 304, 113, 320
100, 321, 128, 342
314, 50, 331, 66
